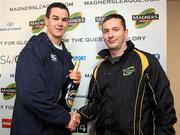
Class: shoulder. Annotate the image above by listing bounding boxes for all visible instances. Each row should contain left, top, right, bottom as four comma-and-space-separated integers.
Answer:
133, 48, 163, 74
20, 33, 50, 60
25, 32, 47, 49
133, 48, 159, 63
92, 60, 106, 79
24, 33, 50, 53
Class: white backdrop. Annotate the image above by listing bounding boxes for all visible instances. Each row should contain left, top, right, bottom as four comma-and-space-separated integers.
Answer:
0, 0, 166, 135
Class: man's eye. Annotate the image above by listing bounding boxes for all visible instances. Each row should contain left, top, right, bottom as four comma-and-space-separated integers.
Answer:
53, 17, 59, 20
63, 19, 68, 22
114, 28, 119, 31
102, 30, 108, 34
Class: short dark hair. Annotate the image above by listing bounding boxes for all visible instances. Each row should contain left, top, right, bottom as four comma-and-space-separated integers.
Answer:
102, 14, 126, 30
46, 2, 70, 18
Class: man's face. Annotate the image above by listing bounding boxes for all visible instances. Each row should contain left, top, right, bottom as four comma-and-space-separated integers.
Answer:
45, 7, 69, 40
102, 18, 128, 51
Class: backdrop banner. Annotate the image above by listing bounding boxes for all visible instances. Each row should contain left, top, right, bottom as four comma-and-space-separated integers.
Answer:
0, 0, 166, 134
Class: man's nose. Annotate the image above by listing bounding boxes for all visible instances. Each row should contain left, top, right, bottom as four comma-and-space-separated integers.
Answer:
58, 19, 63, 25
108, 31, 113, 37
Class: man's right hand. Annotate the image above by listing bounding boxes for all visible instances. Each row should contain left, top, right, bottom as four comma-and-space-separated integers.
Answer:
66, 112, 81, 131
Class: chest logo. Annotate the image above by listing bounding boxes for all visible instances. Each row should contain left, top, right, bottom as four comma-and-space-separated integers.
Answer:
123, 66, 135, 76
51, 54, 58, 62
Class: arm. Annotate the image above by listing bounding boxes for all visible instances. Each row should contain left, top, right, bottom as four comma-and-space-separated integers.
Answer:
15, 46, 71, 126
148, 56, 177, 135
66, 112, 81, 131
78, 75, 102, 124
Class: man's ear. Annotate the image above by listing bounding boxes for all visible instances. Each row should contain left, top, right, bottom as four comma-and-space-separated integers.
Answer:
125, 29, 128, 38
45, 17, 48, 26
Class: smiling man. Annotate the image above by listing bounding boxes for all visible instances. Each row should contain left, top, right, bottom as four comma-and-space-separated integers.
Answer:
78, 14, 177, 135
10, 2, 81, 135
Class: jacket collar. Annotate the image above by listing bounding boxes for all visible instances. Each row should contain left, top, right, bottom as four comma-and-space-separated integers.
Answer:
38, 32, 67, 52
37, 32, 72, 62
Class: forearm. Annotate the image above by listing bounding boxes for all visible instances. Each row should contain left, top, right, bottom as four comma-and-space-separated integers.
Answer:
78, 101, 99, 124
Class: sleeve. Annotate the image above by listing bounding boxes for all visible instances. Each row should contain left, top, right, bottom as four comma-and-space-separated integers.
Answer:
78, 67, 103, 124
15, 46, 70, 126
148, 56, 177, 135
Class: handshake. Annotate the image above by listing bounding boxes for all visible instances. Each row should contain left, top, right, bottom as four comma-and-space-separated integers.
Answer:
66, 112, 81, 131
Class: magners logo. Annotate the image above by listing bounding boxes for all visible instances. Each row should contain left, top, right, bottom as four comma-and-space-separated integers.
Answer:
132, 8, 159, 29
95, 10, 117, 30
29, 15, 45, 33
67, 12, 85, 31
1, 83, 16, 100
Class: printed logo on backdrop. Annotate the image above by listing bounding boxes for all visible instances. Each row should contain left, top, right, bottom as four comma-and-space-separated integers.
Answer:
73, 124, 87, 133
29, 12, 85, 33
95, 10, 117, 29
0, 22, 21, 32
62, 37, 103, 43
2, 119, 12, 128
29, 15, 46, 33
0, 55, 18, 65
67, 12, 85, 31
84, 0, 160, 6
72, 56, 86, 61
9, 4, 49, 12
132, 8, 159, 29
9, 73, 15, 78
1, 83, 16, 100
9, 2, 73, 12
127, 35, 146, 42
0, 41, 27, 46
84, 73, 92, 78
